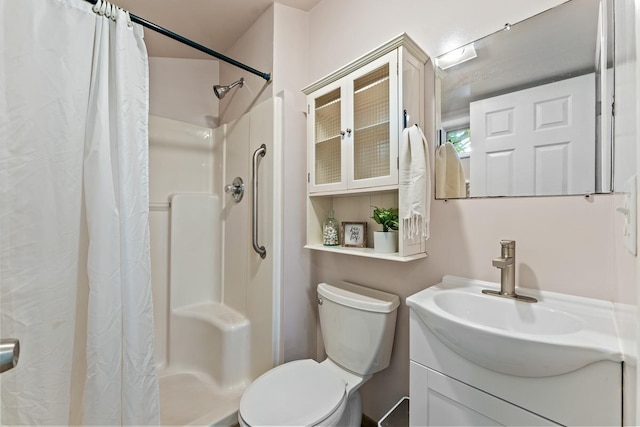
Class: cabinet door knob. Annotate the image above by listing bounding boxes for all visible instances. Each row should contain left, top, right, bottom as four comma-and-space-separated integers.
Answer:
340, 130, 345, 136
346, 128, 352, 135
340, 129, 352, 136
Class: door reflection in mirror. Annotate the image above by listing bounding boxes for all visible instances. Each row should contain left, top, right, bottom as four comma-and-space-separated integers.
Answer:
435, 0, 613, 198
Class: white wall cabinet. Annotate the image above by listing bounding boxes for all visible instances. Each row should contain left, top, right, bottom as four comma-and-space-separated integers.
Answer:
302, 33, 429, 261
307, 51, 399, 193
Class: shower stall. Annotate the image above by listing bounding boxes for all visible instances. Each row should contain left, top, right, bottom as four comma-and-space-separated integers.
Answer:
1, 2, 307, 424
148, 97, 283, 426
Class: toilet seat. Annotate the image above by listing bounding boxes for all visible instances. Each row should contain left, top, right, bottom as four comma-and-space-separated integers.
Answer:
239, 359, 348, 426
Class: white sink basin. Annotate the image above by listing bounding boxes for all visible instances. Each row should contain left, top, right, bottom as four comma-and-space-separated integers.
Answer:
433, 291, 584, 335
406, 276, 622, 377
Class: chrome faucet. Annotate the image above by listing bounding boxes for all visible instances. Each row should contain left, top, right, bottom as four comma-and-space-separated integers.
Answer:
482, 240, 537, 303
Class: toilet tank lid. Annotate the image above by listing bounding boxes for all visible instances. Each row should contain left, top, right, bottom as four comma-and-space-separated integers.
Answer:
318, 282, 400, 313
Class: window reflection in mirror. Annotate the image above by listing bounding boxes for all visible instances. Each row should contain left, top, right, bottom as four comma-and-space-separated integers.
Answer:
435, 0, 614, 199
446, 128, 471, 158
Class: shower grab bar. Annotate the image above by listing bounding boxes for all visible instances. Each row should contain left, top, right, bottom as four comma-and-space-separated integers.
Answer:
252, 144, 267, 259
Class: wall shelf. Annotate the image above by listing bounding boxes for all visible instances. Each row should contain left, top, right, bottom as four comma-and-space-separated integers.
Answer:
305, 244, 428, 262
308, 185, 398, 197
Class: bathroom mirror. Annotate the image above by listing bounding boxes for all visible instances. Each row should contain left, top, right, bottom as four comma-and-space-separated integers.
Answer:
435, 0, 614, 199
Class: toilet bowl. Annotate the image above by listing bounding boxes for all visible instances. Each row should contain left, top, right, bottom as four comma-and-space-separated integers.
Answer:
238, 281, 399, 426
238, 359, 358, 426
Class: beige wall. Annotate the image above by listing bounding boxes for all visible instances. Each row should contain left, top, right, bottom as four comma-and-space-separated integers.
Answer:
314, 194, 621, 419
146, 0, 638, 422
219, 5, 275, 125
612, 0, 640, 424
306, 0, 638, 421
273, 4, 309, 112
279, 91, 315, 363
307, 0, 563, 84
636, 0, 640, 418
272, 5, 315, 363
148, 57, 219, 128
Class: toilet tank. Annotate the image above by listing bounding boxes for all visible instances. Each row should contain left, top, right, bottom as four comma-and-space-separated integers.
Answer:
317, 281, 400, 376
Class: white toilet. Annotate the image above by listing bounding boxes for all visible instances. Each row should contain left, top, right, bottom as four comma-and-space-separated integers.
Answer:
238, 281, 400, 427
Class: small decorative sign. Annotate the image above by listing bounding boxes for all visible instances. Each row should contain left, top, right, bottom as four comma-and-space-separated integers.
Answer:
341, 222, 367, 247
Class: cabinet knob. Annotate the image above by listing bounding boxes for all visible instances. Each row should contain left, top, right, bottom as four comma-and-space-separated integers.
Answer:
340, 129, 352, 136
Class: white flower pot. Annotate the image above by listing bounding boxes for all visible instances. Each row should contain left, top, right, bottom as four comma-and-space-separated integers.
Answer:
373, 231, 398, 253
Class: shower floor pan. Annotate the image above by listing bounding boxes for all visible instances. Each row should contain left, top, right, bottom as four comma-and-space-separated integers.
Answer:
158, 370, 245, 426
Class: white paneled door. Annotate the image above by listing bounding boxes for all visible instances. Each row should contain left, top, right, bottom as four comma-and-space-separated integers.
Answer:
470, 73, 595, 197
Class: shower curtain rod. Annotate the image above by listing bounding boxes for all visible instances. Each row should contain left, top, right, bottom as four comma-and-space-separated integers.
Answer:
84, 0, 272, 81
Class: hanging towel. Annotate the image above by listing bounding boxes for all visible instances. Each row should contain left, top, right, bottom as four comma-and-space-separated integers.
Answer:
435, 142, 467, 198
400, 125, 431, 241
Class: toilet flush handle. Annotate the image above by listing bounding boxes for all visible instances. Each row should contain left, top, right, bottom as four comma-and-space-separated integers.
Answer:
318, 297, 323, 305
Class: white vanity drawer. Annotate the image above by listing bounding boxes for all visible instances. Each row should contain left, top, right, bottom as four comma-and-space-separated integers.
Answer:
410, 361, 560, 426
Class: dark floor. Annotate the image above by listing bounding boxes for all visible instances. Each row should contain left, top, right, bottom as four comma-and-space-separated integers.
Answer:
362, 413, 378, 427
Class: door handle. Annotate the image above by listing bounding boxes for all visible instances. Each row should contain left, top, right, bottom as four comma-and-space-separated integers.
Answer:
0, 339, 20, 373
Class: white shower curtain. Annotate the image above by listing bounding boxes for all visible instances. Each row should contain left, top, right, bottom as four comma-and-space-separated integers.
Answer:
1, 0, 160, 424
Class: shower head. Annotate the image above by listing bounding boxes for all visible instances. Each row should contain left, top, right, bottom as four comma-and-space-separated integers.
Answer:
213, 77, 245, 100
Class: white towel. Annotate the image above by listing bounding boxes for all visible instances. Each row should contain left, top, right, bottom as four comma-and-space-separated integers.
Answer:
400, 125, 431, 241
435, 142, 467, 198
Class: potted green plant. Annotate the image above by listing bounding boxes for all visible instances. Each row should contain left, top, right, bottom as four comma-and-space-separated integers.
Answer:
371, 206, 399, 253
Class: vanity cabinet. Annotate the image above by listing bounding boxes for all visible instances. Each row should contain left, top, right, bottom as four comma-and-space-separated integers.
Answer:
303, 33, 429, 261
409, 307, 622, 426
410, 362, 559, 426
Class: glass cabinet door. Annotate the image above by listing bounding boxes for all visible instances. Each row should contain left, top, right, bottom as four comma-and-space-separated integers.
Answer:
310, 85, 346, 192
348, 51, 398, 189
308, 51, 398, 194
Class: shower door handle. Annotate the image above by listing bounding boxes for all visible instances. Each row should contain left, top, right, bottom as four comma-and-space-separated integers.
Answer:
252, 144, 267, 259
